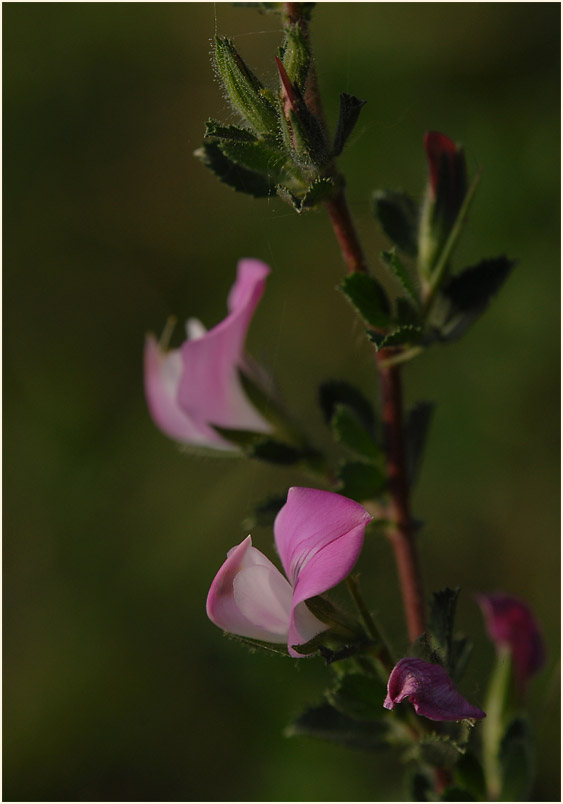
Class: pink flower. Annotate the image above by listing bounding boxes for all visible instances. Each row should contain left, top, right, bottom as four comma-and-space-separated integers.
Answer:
144, 259, 272, 450
477, 594, 545, 690
206, 487, 372, 657
384, 657, 486, 722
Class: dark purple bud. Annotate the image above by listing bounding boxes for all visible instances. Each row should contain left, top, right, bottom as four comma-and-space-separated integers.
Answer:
384, 657, 486, 722
424, 131, 467, 220
477, 594, 545, 690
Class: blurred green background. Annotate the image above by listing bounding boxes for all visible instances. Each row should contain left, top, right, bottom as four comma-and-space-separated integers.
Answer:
3, 3, 560, 801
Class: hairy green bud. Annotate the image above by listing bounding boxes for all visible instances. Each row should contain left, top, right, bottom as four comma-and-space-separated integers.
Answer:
214, 36, 279, 135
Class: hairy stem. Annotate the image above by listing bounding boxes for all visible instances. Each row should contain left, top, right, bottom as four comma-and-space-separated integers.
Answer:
283, 2, 426, 643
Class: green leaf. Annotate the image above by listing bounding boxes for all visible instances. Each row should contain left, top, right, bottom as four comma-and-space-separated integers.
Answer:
369, 325, 423, 351
242, 493, 287, 530
287, 702, 390, 750
405, 401, 435, 489
204, 119, 257, 142
218, 139, 293, 185
319, 380, 377, 433
331, 404, 383, 461
213, 36, 278, 134
333, 92, 367, 156
381, 249, 420, 306
337, 460, 387, 501
372, 189, 419, 257
434, 256, 515, 342
340, 271, 392, 328
194, 141, 274, 197
499, 717, 533, 802
327, 673, 388, 721
428, 587, 461, 672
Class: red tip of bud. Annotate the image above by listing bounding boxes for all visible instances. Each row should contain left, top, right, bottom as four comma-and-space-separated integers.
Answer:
424, 131, 459, 196
275, 56, 299, 111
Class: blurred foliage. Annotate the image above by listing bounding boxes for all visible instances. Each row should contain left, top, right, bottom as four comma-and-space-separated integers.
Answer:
3, 3, 560, 801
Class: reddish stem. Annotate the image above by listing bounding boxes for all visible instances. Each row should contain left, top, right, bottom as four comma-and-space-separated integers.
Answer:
282, 4, 426, 643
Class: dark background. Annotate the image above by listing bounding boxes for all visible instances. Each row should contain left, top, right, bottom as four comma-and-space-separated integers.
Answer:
3, 3, 560, 801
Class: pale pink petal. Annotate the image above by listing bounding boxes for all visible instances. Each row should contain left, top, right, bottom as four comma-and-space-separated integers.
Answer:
144, 335, 229, 447
233, 565, 292, 638
177, 259, 272, 434
206, 536, 291, 643
477, 594, 545, 689
384, 658, 486, 722
274, 487, 372, 657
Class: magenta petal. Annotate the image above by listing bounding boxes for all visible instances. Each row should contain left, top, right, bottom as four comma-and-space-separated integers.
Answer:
384, 658, 486, 722
477, 594, 545, 688
206, 536, 291, 643
144, 335, 228, 447
177, 259, 272, 434
274, 487, 372, 656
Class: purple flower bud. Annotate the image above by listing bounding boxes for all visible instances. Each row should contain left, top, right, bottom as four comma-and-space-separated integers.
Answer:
477, 594, 545, 689
384, 657, 486, 722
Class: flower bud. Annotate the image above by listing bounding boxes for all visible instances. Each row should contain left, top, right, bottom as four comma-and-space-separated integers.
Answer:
418, 131, 467, 278
384, 657, 486, 722
214, 36, 278, 135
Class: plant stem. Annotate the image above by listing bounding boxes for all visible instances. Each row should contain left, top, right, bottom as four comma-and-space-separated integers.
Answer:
282, 3, 426, 644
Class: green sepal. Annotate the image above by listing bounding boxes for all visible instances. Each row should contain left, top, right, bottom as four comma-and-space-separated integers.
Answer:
286, 702, 390, 750
333, 92, 367, 156
408, 769, 436, 802
369, 325, 423, 351
454, 752, 487, 801
277, 177, 337, 213
304, 596, 363, 638
226, 633, 290, 657
247, 438, 307, 464
499, 717, 533, 802
381, 248, 420, 307
242, 493, 287, 530
218, 139, 294, 186
210, 425, 266, 449
327, 673, 388, 721
337, 460, 387, 501
413, 734, 464, 769
340, 271, 393, 328
279, 22, 311, 91
214, 36, 279, 134
237, 369, 304, 445
405, 401, 434, 489
427, 587, 460, 673
319, 380, 377, 434
372, 189, 419, 257
204, 119, 257, 142
211, 426, 305, 465
194, 141, 274, 197
331, 404, 383, 462
433, 257, 515, 342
